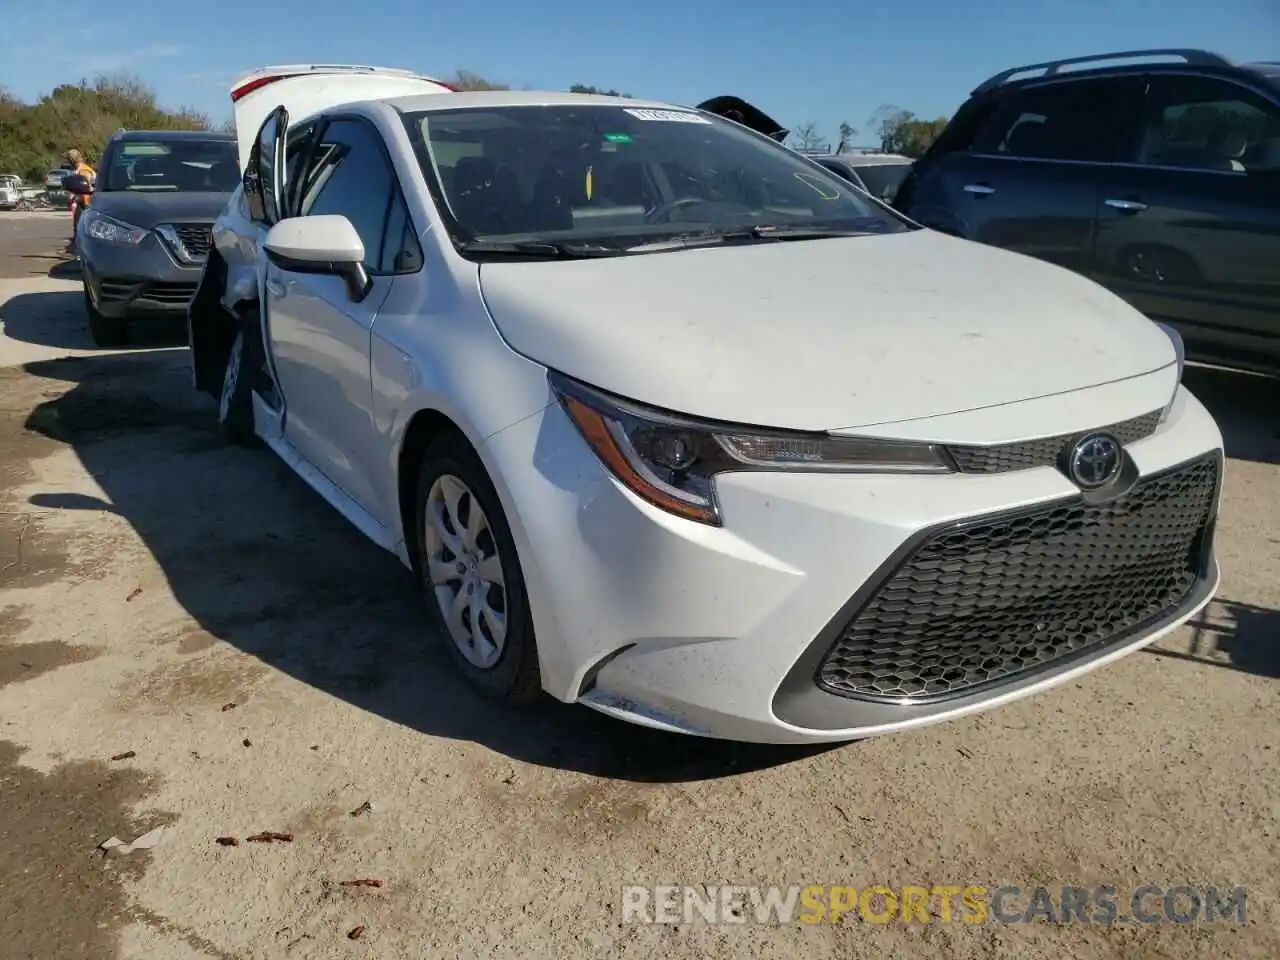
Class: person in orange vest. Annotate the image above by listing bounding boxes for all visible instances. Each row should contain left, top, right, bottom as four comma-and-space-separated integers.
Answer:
64, 149, 96, 234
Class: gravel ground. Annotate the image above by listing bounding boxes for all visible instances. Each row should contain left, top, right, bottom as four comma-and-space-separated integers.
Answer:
0, 213, 1277, 960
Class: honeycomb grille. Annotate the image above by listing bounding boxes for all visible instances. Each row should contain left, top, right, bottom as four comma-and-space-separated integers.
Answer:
817, 454, 1218, 702
946, 410, 1163, 474
172, 223, 213, 260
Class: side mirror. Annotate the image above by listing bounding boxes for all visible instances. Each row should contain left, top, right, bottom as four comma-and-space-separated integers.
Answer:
62, 173, 94, 195
263, 215, 372, 303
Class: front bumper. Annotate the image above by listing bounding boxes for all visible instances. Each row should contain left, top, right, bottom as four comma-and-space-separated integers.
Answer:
80, 231, 205, 319
482, 383, 1223, 744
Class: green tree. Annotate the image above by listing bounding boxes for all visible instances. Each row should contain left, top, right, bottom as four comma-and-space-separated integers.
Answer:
837, 121, 857, 152
569, 84, 632, 98
0, 73, 208, 182
868, 104, 946, 157
450, 70, 510, 91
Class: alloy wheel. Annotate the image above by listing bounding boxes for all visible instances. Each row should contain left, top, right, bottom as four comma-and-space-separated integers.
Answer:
424, 473, 508, 669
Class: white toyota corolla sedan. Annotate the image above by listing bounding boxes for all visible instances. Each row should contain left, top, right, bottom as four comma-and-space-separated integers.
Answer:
187, 65, 1223, 744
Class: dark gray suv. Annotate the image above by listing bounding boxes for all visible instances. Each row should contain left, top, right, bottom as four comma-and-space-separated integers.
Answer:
77, 129, 239, 346
894, 49, 1280, 374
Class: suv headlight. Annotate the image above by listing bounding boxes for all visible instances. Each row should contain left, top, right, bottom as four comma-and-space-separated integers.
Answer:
83, 210, 147, 245
549, 371, 954, 525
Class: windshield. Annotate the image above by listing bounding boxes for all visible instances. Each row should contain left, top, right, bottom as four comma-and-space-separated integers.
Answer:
403, 105, 912, 250
101, 139, 240, 193
851, 163, 912, 203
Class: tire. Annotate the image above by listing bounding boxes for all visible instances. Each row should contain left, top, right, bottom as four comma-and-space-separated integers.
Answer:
84, 287, 127, 347
217, 327, 258, 445
413, 433, 541, 703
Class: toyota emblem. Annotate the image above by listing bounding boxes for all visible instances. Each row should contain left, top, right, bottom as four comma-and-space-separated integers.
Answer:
1067, 433, 1123, 489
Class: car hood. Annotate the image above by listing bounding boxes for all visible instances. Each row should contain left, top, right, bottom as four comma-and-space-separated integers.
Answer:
89, 191, 230, 228
477, 230, 1177, 432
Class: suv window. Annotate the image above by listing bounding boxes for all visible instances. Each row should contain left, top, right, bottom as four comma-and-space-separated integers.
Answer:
299, 119, 396, 270
1135, 75, 1280, 173
971, 78, 1137, 162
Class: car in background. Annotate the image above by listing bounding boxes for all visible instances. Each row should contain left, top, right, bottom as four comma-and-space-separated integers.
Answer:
0, 174, 25, 209
186, 65, 1221, 745
807, 153, 915, 204
75, 128, 239, 346
45, 166, 73, 205
894, 48, 1280, 374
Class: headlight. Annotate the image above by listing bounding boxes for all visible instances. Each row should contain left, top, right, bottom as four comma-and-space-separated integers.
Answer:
83, 210, 147, 245
549, 371, 954, 526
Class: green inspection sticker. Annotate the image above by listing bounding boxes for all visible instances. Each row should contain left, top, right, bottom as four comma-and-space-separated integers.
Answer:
603, 132, 633, 143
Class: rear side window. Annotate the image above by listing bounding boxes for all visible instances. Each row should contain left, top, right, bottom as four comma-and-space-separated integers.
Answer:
1135, 75, 1280, 173
970, 78, 1141, 162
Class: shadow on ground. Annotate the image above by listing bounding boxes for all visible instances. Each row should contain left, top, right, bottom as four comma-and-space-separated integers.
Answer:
1147, 597, 1280, 680
8, 310, 1277, 780
14, 348, 834, 783
0, 283, 186, 351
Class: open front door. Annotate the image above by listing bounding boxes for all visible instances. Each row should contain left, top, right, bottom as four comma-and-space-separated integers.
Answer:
244, 105, 290, 441
245, 105, 289, 226
697, 96, 790, 142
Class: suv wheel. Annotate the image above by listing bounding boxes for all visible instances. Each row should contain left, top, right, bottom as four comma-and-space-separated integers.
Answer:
84, 287, 126, 347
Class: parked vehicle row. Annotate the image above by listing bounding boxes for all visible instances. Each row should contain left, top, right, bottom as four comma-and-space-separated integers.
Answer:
894, 48, 1280, 374
173, 63, 1220, 744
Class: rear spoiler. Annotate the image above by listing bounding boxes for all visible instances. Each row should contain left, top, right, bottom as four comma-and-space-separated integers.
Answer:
229, 64, 456, 170
230, 64, 457, 103
696, 96, 789, 142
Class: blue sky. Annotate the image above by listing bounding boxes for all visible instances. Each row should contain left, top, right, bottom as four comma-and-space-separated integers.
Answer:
2, 0, 1275, 144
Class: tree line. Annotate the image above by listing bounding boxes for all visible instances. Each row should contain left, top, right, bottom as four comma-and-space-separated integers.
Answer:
0, 70, 947, 183
788, 105, 949, 157
0, 70, 633, 182
0, 75, 210, 182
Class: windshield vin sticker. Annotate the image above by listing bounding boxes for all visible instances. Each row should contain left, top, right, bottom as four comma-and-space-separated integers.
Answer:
623, 108, 712, 124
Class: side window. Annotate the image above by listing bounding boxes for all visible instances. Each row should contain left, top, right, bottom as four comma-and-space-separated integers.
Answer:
246, 112, 281, 222
378, 192, 423, 274
281, 122, 319, 218
1135, 76, 1280, 173
971, 78, 1139, 163
297, 119, 395, 270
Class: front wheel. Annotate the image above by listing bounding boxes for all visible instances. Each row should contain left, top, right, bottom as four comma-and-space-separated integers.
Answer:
413, 434, 541, 703
217, 328, 257, 445
84, 287, 126, 347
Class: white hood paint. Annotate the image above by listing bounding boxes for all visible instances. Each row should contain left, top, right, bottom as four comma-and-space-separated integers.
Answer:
478, 230, 1177, 431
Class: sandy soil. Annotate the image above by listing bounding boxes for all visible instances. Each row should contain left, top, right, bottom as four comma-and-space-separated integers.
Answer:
0, 215, 1277, 959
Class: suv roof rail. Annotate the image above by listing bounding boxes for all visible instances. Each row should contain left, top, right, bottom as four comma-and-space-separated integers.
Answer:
972, 49, 1234, 95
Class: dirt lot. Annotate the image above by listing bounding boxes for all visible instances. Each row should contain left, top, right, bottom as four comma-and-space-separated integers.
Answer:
0, 210, 1277, 960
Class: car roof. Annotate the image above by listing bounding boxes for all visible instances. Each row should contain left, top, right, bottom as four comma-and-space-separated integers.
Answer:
969, 48, 1278, 99
386, 90, 690, 114
112, 129, 237, 142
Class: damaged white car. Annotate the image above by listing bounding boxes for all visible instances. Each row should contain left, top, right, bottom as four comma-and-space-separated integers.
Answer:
187, 64, 1223, 744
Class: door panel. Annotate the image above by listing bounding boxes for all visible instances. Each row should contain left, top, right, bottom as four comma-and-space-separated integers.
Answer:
930, 154, 1108, 274
907, 76, 1143, 276
266, 268, 392, 514
266, 116, 399, 522
1091, 74, 1280, 368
